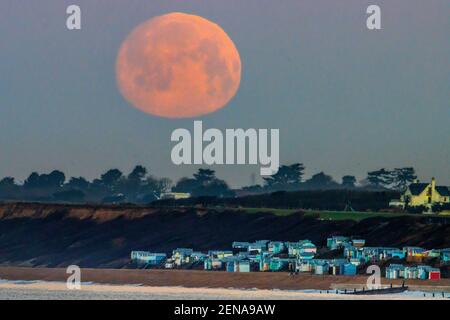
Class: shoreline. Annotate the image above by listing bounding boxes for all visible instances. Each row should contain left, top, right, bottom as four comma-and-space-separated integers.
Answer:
1, 267, 449, 293
0, 281, 446, 300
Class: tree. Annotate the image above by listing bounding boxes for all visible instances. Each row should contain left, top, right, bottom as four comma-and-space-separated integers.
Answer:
342, 175, 356, 188
0, 177, 19, 198
46, 170, 65, 188
366, 169, 393, 189
304, 172, 338, 189
172, 177, 198, 193
100, 169, 123, 190
392, 167, 417, 191
23, 171, 65, 189
118, 165, 149, 201
53, 189, 85, 202
193, 169, 216, 185
128, 165, 147, 182
139, 176, 172, 201
263, 163, 305, 191
24, 172, 41, 189
66, 177, 90, 190
0, 177, 16, 188
173, 169, 233, 198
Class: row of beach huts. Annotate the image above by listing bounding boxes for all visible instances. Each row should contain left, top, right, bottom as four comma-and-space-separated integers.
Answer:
130, 236, 449, 280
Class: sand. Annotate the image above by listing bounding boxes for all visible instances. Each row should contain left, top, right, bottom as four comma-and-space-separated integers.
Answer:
0, 266, 449, 300
0, 281, 447, 300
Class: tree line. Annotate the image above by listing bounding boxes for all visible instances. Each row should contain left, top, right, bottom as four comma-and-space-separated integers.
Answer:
0, 164, 417, 203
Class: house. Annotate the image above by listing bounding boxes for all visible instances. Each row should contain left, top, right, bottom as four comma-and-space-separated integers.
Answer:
159, 192, 191, 200
390, 178, 450, 210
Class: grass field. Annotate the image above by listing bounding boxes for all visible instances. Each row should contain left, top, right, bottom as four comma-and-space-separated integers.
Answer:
233, 207, 415, 221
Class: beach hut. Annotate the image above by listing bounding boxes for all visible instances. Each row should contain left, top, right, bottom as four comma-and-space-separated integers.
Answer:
296, 261, 313, 273
314, 262, 329, 275
330, 264, 341, 275
239, 260, 251, 272
423, 249, 441, 258
440, 249, 450, 262
403, 247, 426, 262
298, 251, 315, 260
300, 242, 317, 254
404, 266, 419, 279
269, 258, 288, 271
191, 252, 207, 262
261, 261, 270, 272
342, 263, 357, 276
248, 242, 268, 253
208, 250, 233, 259
204, 259, 212, 270
428, 268, 441, 280
385, 264, 404, 279
287, 243, 302, 256
226, 261, 235, 272
268, 241, 285, 254
211, 259, 223, 270
389, 250, 406, 259
327, 236, 350, 250
351, 239, 365, 248
130, 251, 167, 265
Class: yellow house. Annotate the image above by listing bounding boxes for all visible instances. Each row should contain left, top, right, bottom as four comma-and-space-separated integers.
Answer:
391, 178, 450, 209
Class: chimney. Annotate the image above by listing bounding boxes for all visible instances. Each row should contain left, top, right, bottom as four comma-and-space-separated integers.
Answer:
431, 177, 436, 189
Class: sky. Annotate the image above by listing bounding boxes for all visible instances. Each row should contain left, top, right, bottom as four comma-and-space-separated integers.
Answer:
0, 0, 449, 187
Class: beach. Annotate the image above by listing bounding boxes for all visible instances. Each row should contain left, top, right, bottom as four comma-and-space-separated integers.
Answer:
0, 267, 449, 300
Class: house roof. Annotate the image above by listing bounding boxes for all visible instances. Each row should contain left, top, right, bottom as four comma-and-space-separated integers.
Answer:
408, 183, 428, 195
436, 186, 450, 196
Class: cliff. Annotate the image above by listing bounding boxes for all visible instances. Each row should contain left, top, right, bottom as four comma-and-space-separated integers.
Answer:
0, 202, 448, 268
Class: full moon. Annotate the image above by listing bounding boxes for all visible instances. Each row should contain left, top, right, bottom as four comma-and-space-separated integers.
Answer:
116, 13, 241, 118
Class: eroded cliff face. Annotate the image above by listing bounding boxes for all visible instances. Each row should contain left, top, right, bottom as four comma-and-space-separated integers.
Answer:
0, 202, 164, 221
0, 202, 448, 269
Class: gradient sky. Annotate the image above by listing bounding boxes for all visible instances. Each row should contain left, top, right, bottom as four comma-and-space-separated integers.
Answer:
0, 0, 449, 187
